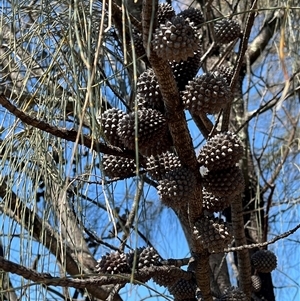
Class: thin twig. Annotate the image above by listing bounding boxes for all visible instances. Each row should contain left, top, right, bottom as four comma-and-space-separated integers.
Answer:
225, 223, 300, 252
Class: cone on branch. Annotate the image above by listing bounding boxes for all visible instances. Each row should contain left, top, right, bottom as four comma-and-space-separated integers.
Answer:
214, 19, 241, 44
127, 247, 161, 270
202, 188, 233, 212
157, 3, 176, 25
117, 108, 171, 156
214, 66, 234, 86
136, 68, 164, 113
147, 151, 182, 181
170, 49, 202, 91
102, 154, 136, 179
182, 73, 231, 115
251, 250, 277, 273
177, 7, 204, 27
198, 131, 243, 171
152, 16, 200, 62
97, 108, 126, 148
251, 275, 262, 292
152, 266, 184, 287
157, 167, 197, 209
169, 278, 197, 300
194, 216, 232, 253
96, 251, 130, 274
202, 166, 245, 198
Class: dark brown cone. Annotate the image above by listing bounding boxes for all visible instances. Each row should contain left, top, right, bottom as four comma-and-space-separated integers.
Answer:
153, 16, 200, 62
137, 69, 164, 112
214, 66, 234, 86
202, 166, 245, 198
102, 154, 136, 179
147, 151, 182, 181
170, 49, 202, 91
169, 278, 197, 300
157, 167, 197, 209
194, 216, 232, 253
182, 73, 231, 115
97, 108, 126, 148
132, 29, 146, 59
128, 247, 161, 270
198, 131, 243, 171
251, 250, 277, 273
219, 287, 247, 301
202, 188, 232, 212
95, 251, 130, 274
214, 19, 241, 44
177, 7, 204, 26
251, 275, 262, 292
117, 109, 171, 156
157, 3, 176, 25
152, 266, 183, 287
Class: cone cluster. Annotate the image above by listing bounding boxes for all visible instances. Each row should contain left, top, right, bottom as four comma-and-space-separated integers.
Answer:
194, 216, 232, 253
251, 250, 277, 273
96, 247, 161, 275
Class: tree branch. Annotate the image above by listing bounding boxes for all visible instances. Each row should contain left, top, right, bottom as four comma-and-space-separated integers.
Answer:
0, 94, 135, 159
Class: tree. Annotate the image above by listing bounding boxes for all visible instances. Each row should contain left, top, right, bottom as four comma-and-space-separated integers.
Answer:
0, 0, 299, 300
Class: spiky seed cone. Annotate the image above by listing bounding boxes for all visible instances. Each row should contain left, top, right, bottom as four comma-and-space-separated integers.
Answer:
97, 108, 126, 147
214, 19, 241, 44
251, 250, 277, 273
136, 69, 164, 112
198, 131, 243, 171
157, 167, 196, 208
202, 166, 244, 198
182, 73, 231, 115
147, 151, 182, 181
117, 109, 170, 156
152, 16, 200, 62
128, 247, 161, 270
202, 188, 232, 212
157, 3, 176, 25
96, 251, 130, 274
169, 279, 197, 300
152, 266, 183, 287
132, 29, 146, 59
194, 216, 232, 253
102, 154, 136, 179
219, 287, 247, 301
251, 275, 262, 292
177, 7, 204, 26
170, 49, 202, 91
214, 66, 234, 86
